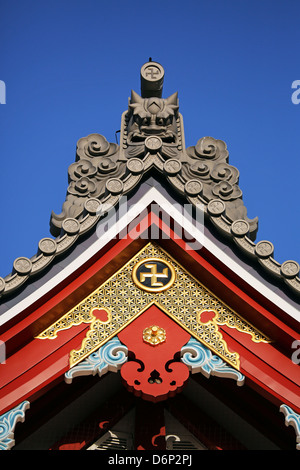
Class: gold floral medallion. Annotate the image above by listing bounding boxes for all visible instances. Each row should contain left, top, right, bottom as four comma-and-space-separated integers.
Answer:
143, 325, 166, 345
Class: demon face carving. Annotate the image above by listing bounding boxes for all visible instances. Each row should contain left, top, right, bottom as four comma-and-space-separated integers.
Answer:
127, 90, 179, 145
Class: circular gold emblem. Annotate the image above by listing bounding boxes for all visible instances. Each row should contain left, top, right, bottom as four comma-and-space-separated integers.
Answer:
143, 325, 166, 346
132, 258, 176, 293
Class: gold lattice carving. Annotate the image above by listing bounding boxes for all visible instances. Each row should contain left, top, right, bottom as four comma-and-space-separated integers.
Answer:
37, 307, 97, 339
36, 243, 269, 369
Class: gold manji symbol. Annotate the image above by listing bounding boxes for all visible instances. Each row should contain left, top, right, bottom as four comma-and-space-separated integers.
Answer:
132, 258, 176, 293
140, 264, 168, 286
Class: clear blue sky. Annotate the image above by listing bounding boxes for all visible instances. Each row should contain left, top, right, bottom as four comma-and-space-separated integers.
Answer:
0, 0, 299, 278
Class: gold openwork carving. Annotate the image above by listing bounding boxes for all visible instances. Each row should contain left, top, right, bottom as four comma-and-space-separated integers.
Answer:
37, 243, 269, 369
37, 307, 97, 339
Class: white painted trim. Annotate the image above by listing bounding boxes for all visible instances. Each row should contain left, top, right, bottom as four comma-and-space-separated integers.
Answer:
0, 187, 299, 327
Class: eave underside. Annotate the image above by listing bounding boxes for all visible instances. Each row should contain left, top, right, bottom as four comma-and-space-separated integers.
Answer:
11, 370, 296, 451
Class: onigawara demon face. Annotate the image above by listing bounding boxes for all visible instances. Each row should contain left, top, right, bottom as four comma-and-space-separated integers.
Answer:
127, 90, 179, 144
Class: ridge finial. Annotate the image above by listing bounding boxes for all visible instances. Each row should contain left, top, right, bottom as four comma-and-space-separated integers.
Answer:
140, 61, 164, 98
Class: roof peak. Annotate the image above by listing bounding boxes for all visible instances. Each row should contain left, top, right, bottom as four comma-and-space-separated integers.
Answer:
0, 63, 299, 299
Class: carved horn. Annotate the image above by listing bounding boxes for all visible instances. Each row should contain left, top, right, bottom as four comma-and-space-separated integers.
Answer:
165, 92, 178, 107
130, 89, 144, 105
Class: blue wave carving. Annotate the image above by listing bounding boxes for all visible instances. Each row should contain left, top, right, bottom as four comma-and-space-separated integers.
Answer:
181, 337, 245, 385
65, 336, 128, 383
280, 404, 300, 450
0, 401, 30, 450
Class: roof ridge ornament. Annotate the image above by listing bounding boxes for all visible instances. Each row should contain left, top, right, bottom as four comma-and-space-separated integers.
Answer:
0, 62, 299, 298
50, 60, 258, 241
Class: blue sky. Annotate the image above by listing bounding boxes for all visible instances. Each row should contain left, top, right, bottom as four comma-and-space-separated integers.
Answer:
0, 0, 299, 278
